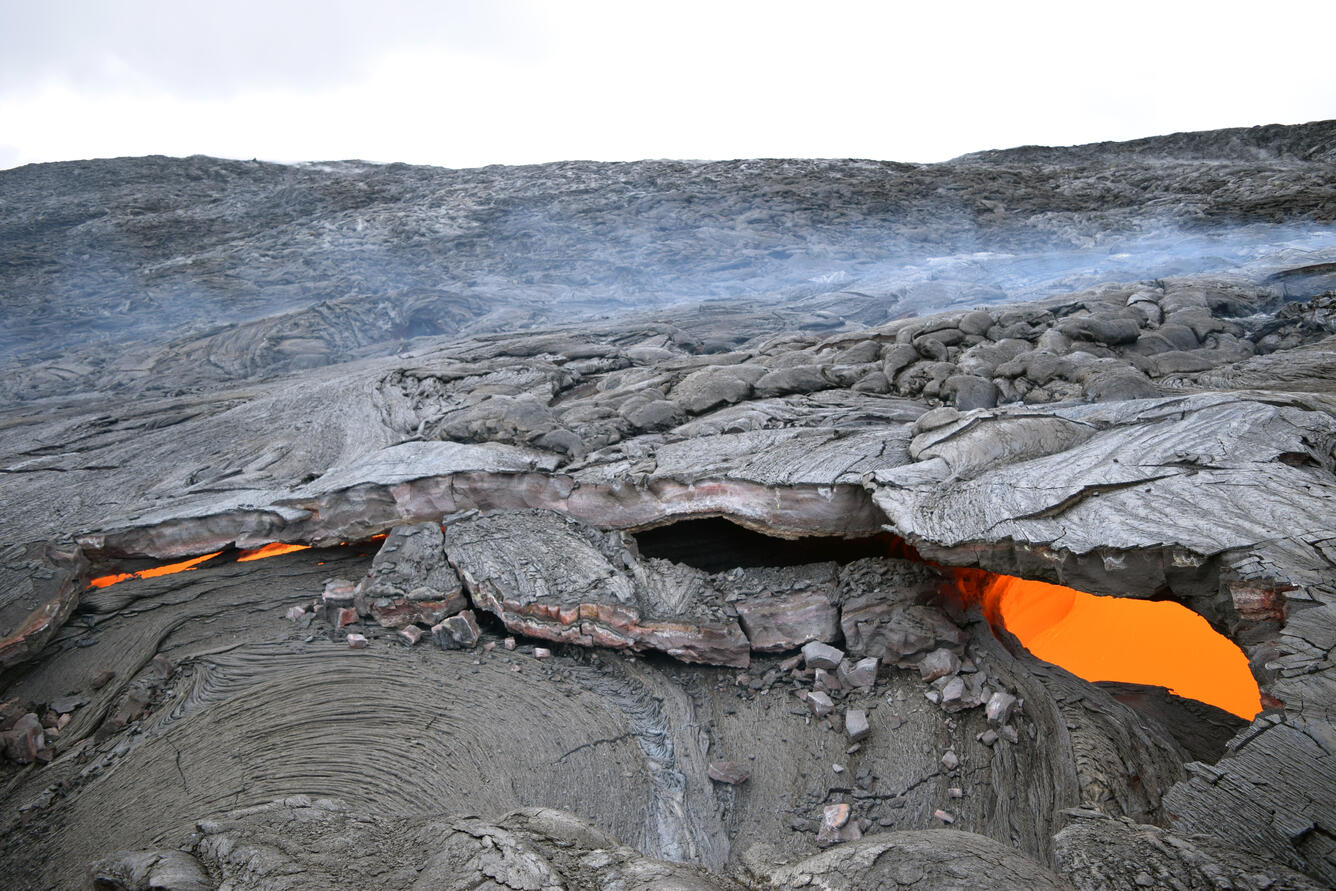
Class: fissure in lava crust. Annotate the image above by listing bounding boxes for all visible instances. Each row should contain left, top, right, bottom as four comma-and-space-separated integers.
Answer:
86, 518, 1263, 720
633, 517, 1261, 718
949, 568, 1261, 719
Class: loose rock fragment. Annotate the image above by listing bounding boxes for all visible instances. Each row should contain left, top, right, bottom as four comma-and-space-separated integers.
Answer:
986, 691, 1019, 727
822, 803, 850, 828
801, 690, 835, 718
814, 668, 842, 692
346, 634, 367, 649
533, 647, 552, 660
398, 625, 424, 646
942, 750, 960, 771
845, 708, 870, 742
919, 648, 961, 682
2, 713, 47, 763
939, 676, 966, 707
802, 641, 845, 671
707, 761, 750, 784
816, 802, 863, 846
322, 579, 356, 607
934, 809, 955, 824
354, 523, 463, 605
49, 695, 87, 714
735, 590, 839, 652
445, 509, 750, 667
839, 656, 879, 689
370, 597, 467, 630
432, 610, 481, 650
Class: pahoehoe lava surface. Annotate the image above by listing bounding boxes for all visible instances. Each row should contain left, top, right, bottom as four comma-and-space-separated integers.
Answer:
2, 120, 1336, 889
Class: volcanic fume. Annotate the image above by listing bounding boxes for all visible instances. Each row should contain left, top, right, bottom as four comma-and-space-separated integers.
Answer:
1, 121, 1335, 890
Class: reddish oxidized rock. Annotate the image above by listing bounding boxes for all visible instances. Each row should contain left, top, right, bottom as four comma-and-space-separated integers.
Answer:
1, 713, 46, 763
707, 761, 750, 784
370, 594, 467, 630
816, 803, 862, 846
444, 510, 752, 669
735, 591, 839, 652
0, 543, 87, 670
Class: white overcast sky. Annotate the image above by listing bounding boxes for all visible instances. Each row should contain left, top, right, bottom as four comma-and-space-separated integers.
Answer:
1, 0, 1333, 171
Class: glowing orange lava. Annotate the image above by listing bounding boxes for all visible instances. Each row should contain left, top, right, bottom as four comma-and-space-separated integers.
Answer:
235, 542, 312, 562
954, 569, 1261, 719
87, 551, 223, 589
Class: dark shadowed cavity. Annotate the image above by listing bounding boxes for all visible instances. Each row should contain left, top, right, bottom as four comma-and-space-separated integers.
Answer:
631, 517, 896, 572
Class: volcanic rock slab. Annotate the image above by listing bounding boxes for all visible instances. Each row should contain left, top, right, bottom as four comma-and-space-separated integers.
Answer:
444, 508, 752, 667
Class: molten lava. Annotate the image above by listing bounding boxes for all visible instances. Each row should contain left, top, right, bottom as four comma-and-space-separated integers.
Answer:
88, 551, 223, 588
235, 542, 312, 562
954, 569, 1261, 719
88, 541, 315, 589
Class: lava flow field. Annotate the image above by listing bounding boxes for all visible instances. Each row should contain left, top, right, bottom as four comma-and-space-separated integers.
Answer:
2, 121, 1336, 890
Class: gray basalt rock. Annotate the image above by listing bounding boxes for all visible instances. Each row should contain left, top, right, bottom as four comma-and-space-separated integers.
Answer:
838, 656, 879, 689
836, 558, 955, 664
1058, 316, 1142, 346
90, 799, 745, 891
801, 641, 845, 671
671, 364, 766, 414
707, 761, 750, 785
752, 364, 832, 399
1054, 812, 1327, 891
88, 849, 213, 891
943, 373, 999, 410
745, 829, 1071, 889
845, 709, 870, 741
918, 648, 961, 682
431, 610, 481, 650
801, 690, 835, 717
354, 523, 466, 627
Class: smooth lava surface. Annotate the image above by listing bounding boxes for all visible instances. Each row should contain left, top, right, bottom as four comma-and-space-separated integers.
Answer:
979, 572, 1262, 719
